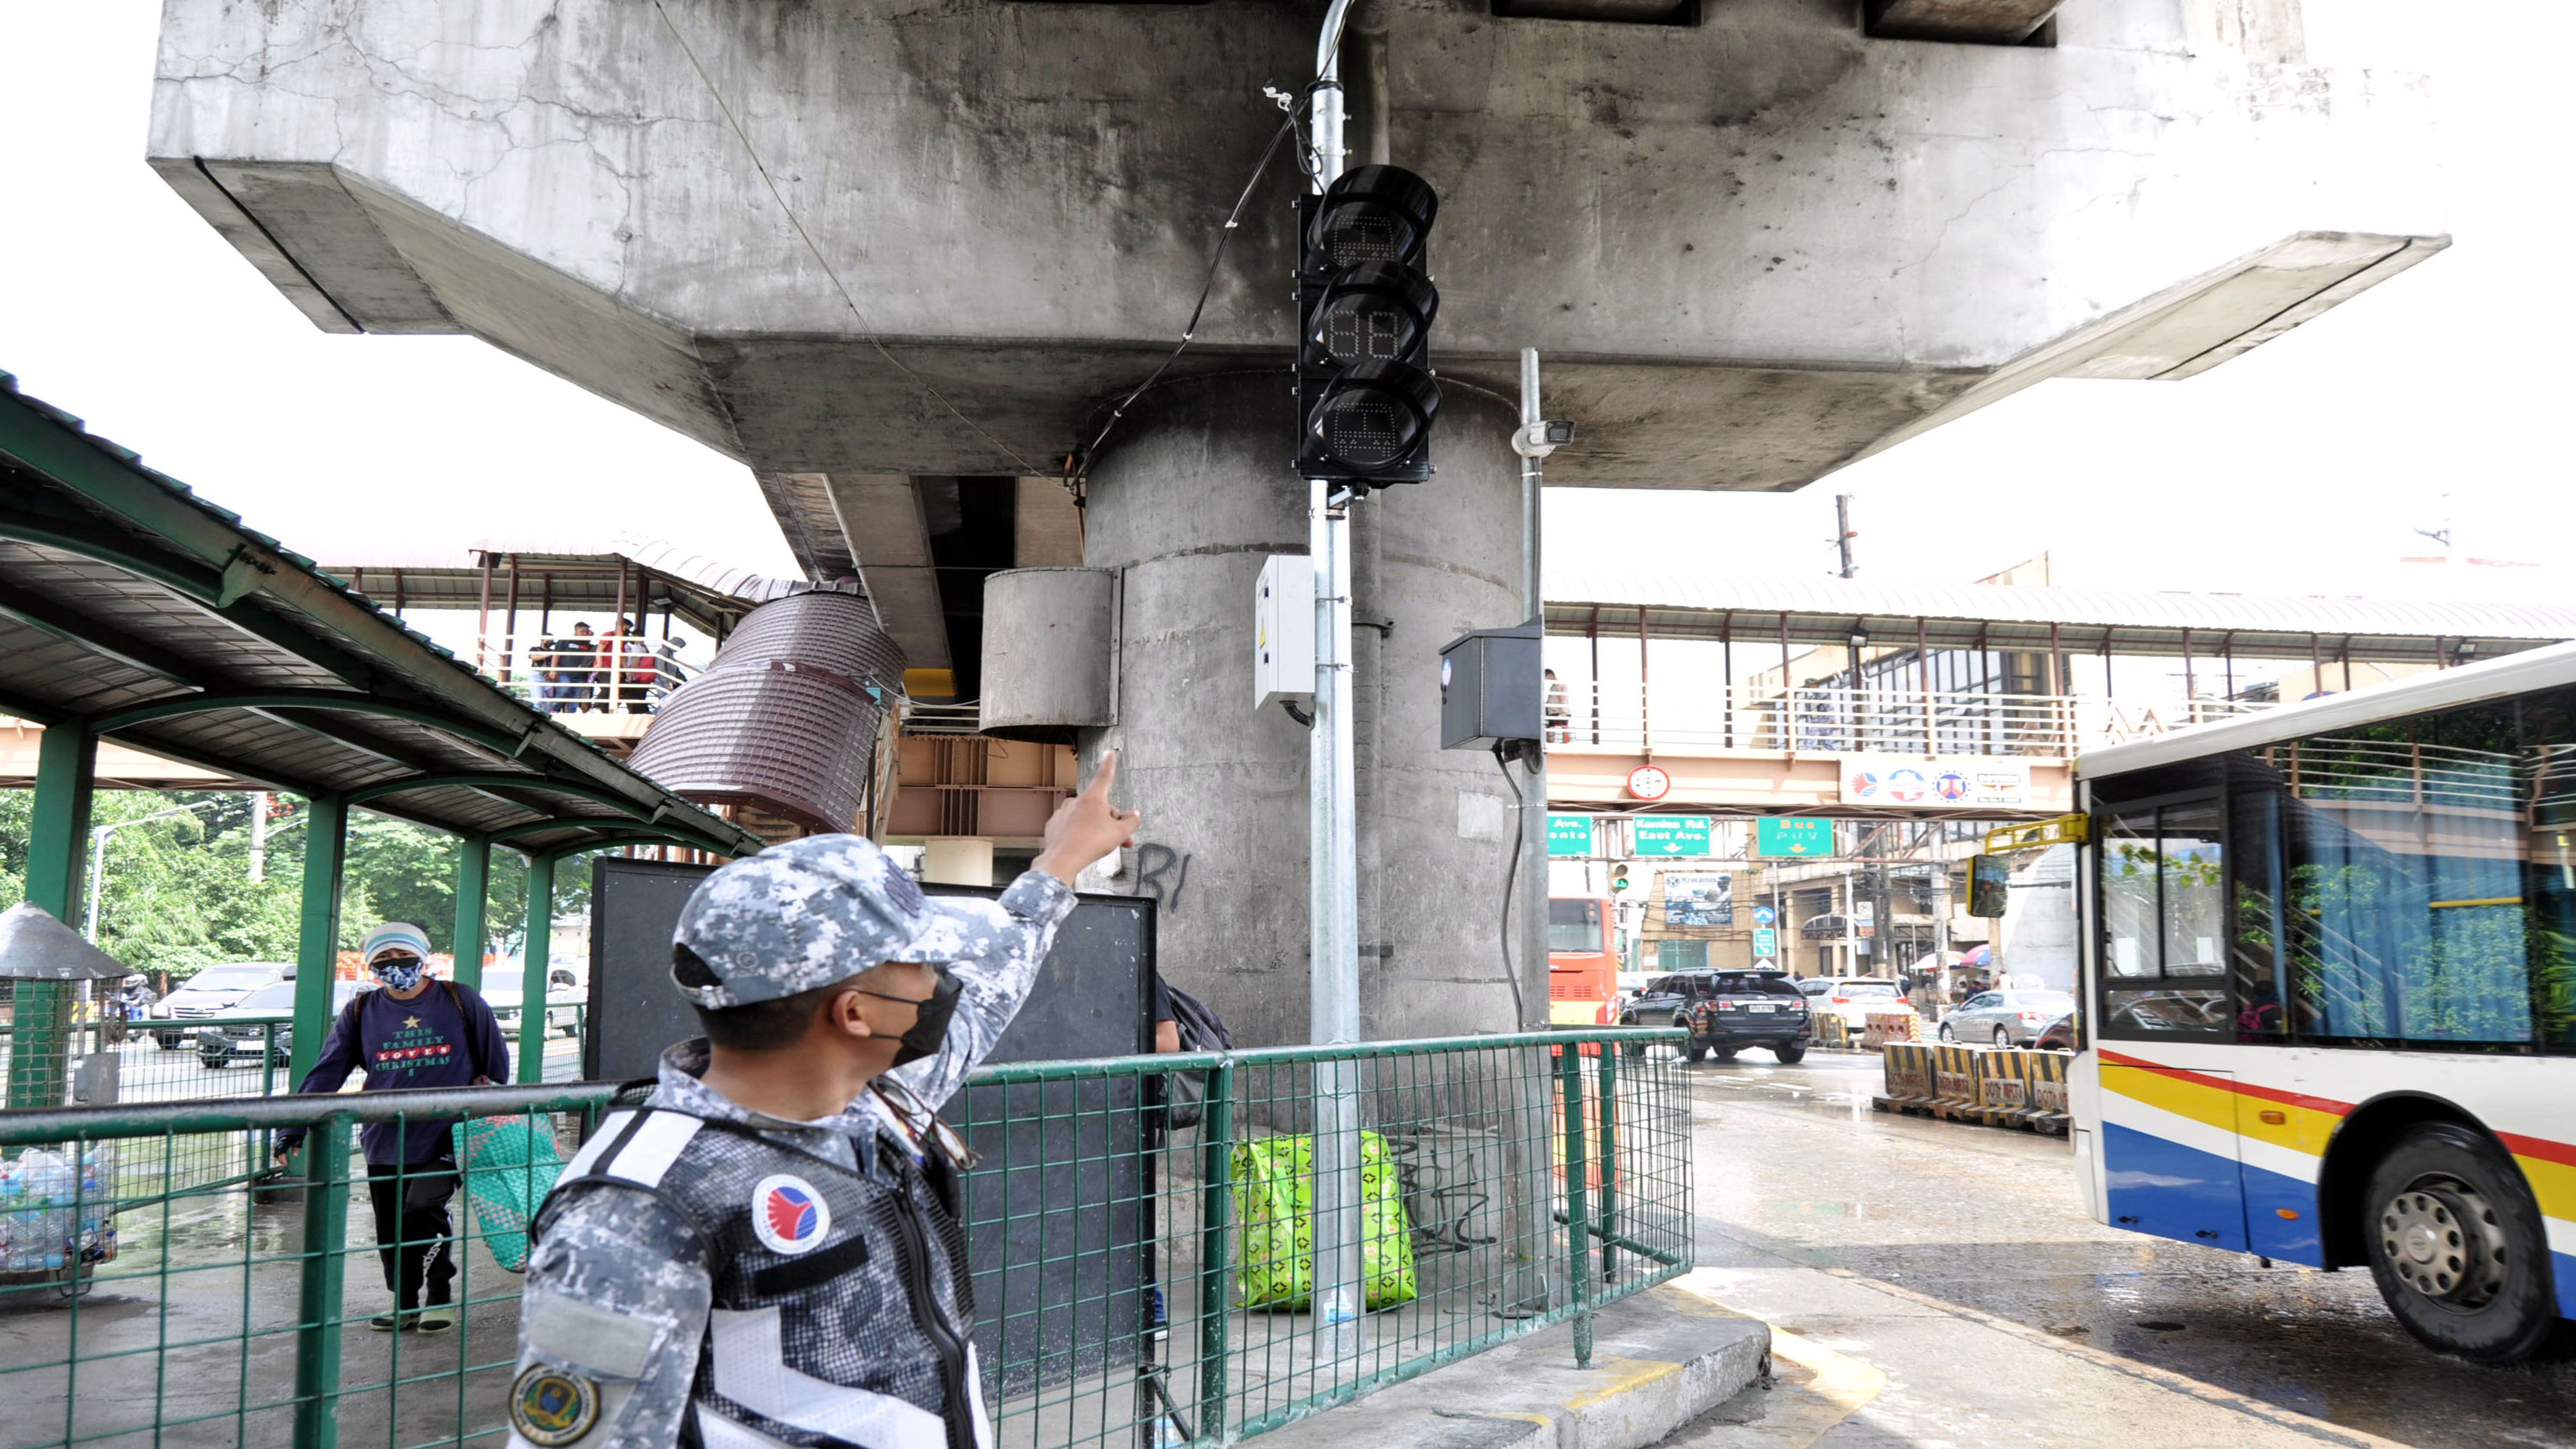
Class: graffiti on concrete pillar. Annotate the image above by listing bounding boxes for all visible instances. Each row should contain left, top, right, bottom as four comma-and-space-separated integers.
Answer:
1133, 843, 1192, 914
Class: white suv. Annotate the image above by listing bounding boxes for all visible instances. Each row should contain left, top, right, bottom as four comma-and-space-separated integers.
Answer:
1795, 976, 1909, 1029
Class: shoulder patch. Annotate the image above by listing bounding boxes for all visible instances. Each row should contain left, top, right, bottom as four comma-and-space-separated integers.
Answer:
509, 1364, 601, 1446
750, 1173, 832, 1255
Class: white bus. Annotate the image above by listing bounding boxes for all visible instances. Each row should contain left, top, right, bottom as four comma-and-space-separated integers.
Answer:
2068, 640, 2575, 1362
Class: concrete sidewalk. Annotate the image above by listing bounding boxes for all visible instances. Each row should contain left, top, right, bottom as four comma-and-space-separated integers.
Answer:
1244, 1284, 1769, 1449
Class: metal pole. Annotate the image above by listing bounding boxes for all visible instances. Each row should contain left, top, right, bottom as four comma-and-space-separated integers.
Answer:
290, 1113, 353, 1449
1503, 349, 1558, 1318
519, 852, 558, 1084
452, 837, 491, 991
249, 791, 269, 884
1558, 1044, 1593, 1367
1306, 0, 1365, 1370
1517, 345, 1548, 1027
501, 554, 523, 685
288, 795, 349, 1088
1196, 1063, 1236, 1440
1833, 494, 1857, 579
474, 550, 493, 675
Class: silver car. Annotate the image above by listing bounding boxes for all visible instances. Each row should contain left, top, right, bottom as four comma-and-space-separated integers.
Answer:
1938, 988, 2076, 1046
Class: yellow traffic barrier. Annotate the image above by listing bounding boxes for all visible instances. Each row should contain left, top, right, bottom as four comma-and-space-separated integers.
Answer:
1874, 1041, 1936, 1111
1971, 1048, 2032, 1128
1814, 1013, 1851, 1050
2021, 1048, 2072, 1135
1927, 1043, 1981, 1120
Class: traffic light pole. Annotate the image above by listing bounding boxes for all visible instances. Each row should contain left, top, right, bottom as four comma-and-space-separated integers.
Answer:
1306, 0, 1366, 1368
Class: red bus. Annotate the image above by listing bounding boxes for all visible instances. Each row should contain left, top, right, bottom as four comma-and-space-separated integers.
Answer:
1547, 896, 1619, 1026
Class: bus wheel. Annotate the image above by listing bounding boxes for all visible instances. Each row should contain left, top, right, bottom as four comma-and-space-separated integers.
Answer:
2361, 1122, 2558, 1364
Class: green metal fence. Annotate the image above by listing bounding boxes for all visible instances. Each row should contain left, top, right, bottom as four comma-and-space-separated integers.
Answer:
0, 1028, 1689, 1449
0, 1003, 591, 1114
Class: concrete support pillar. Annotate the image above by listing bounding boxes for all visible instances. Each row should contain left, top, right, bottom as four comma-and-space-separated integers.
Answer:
289, 794, 349, 1088
518, 852, 557, 1085
7, 722, 94, 1110
1076, 372, 1523, 1045
451, 836, 491, 991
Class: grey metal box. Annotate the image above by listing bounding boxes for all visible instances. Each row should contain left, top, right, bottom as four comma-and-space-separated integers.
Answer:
1439, 621, 1543, 749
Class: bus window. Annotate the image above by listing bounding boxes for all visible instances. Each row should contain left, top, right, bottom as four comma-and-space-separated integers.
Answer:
2274, 700, 2537, 1047
2094, 794, 2229, 1040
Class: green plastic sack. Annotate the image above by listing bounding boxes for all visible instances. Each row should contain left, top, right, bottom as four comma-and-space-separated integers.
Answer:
1230, 1130, 1417, 1311
453, 1116, 566, 1273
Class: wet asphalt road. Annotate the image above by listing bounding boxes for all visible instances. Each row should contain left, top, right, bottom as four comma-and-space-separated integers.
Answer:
1672, 1050, 2576, 1448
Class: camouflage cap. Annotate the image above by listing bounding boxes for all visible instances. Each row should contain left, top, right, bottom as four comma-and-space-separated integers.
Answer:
671, 834, 967, 1009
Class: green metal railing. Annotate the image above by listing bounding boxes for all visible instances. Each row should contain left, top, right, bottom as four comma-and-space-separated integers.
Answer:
0, 1027, 1690, 1449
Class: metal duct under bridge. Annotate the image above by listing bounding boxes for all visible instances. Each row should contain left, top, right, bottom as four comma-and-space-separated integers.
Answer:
628, 586, 906, 836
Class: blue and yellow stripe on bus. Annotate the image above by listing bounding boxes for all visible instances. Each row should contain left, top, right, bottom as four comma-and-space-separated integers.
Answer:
2097, 1048, 2576, 1317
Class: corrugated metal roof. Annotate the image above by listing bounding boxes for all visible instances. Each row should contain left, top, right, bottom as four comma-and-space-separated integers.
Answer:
1545, 570, 2576, 662
0, 370, 766, 859
1550, 570, 2576, 639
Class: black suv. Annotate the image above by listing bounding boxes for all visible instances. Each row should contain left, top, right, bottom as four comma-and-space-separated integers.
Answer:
1617, 971, 1725, 1034
1684, 971, 1811, 1064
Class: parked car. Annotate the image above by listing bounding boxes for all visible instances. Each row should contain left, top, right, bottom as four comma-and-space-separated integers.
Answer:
1685, 971, 1812, 1064
2033, 1011, 2079, 1052
193, 980, 372, 1069
482, 979, 582, 1038
1938, 988, 2077, 1046
150, 962, 294, 1049
1615, 970, 1726, 1032
1793, 976, 1908, 1029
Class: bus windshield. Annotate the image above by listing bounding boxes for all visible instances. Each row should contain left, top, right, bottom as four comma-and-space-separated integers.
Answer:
1547, 898, 1604, 956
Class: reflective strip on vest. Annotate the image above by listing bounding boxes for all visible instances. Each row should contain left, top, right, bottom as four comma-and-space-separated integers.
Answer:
559, 1110, 635, 1181
692, 1404, 799, 1449
601, 1111, 705, 1190
709, 1306, 951, 1449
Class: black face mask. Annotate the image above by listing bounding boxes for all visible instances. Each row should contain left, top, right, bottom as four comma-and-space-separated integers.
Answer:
860, 970, 961, 1068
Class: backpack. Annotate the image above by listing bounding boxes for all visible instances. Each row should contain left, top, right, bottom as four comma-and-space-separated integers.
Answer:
1159, 983, 1233, 1130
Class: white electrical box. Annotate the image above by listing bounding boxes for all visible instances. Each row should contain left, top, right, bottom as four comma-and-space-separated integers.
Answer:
1254, 554, 1315, 708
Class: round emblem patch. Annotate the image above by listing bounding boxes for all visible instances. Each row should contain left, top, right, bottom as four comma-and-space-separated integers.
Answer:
509, 1365, 599, 1446
752, 1173, 831, 1255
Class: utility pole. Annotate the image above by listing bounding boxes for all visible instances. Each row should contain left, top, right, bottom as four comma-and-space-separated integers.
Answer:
1305, 0, 1366, 1366
248, 791, 268, 884
1834, 494, 1858, 579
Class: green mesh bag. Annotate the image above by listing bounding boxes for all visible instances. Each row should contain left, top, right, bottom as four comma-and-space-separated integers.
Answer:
453, 1116, 566, 1273
1230, 1130, 1417, 1311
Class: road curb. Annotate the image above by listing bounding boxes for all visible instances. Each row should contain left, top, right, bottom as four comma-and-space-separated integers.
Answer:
1236, 1283, 1769, 1449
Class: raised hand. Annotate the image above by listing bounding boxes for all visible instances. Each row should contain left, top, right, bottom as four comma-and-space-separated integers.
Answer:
1034, 750, 1143, 884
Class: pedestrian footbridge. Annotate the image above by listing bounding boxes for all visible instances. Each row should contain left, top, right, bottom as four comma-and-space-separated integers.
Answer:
1542, 570, 2576, 819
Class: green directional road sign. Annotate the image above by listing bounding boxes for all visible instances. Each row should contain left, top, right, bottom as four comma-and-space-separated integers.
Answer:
1631, 816, 1714, 857
1547, 814, 1596, 857
1753, 927, 1777, 957
1755, 817, 1834, 858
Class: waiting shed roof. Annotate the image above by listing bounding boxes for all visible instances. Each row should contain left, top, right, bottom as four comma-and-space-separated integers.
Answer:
0, 371, 765, 860
1547, 570, 2576, 664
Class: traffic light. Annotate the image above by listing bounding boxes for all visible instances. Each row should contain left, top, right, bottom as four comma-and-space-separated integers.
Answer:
1295, 165, 1441, 486
1609, 860, 1632, 893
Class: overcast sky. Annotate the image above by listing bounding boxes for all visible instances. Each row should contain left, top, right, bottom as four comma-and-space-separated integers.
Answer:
3, 5, 2565, 603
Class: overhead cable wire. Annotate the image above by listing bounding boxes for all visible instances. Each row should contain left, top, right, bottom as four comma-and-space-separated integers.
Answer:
1068, 90, 1316, 487
649, 0, 1046, 478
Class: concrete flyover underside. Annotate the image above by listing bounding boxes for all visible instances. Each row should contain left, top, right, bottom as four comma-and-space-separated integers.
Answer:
150, 0, 2443, 496
143, 0, 2442, 1041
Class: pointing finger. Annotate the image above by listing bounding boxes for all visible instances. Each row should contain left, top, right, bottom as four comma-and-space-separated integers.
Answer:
1087, 750, 1121, 800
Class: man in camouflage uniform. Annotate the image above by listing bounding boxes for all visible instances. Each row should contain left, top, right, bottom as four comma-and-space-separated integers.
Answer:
503, 755, 1139, 1449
